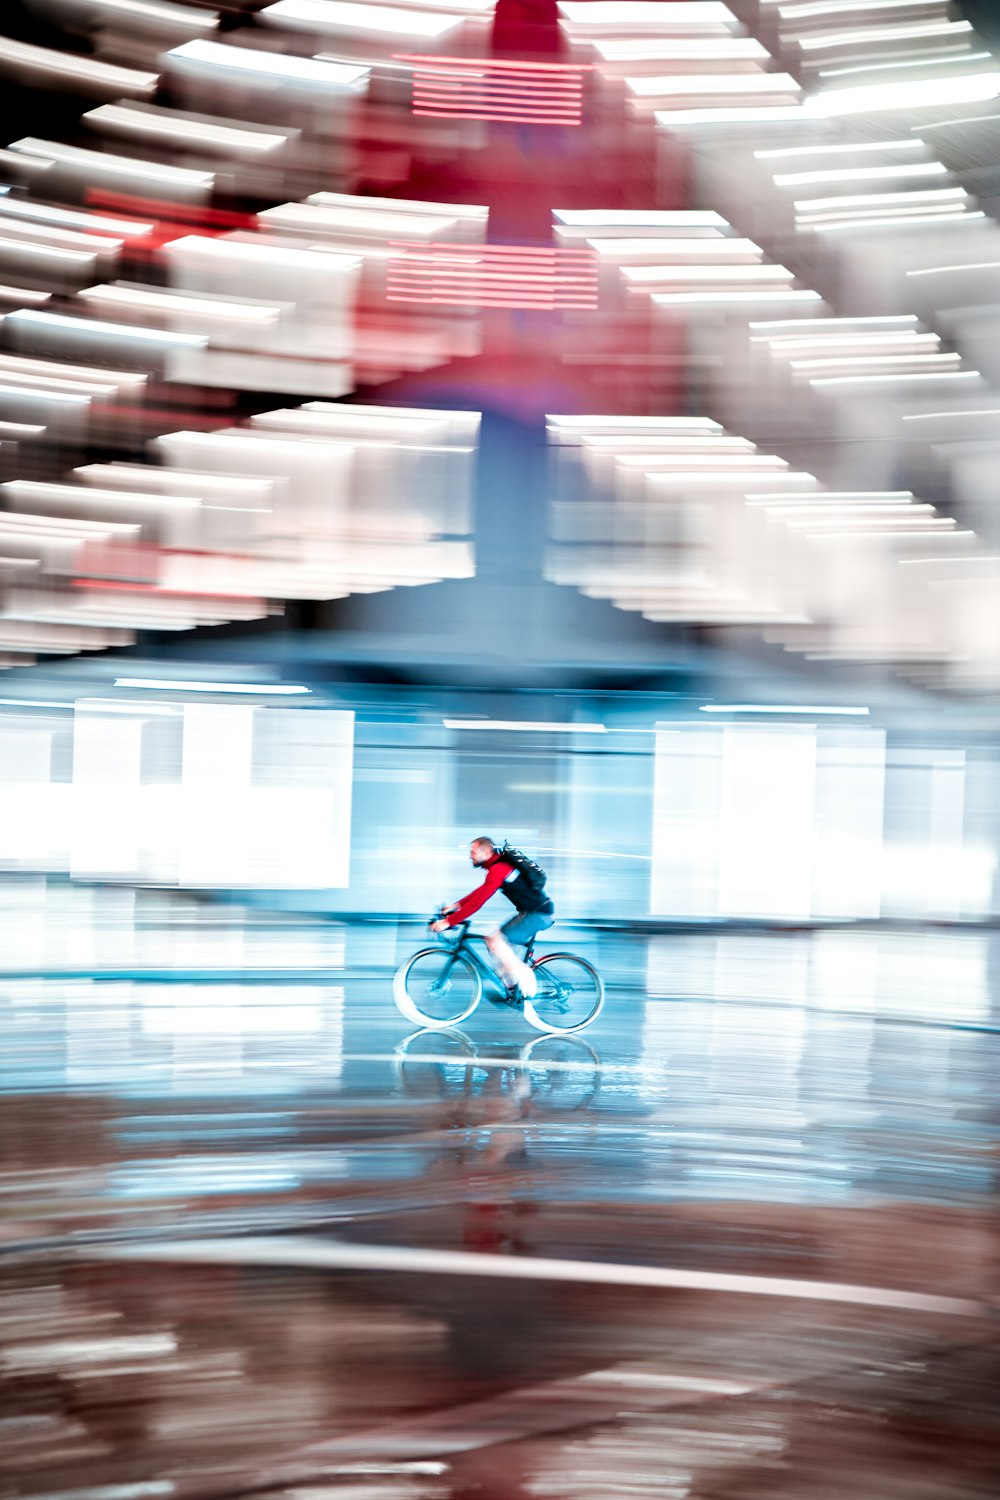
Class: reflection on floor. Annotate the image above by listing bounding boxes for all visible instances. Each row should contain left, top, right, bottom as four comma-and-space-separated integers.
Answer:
2, 896, 998, 1498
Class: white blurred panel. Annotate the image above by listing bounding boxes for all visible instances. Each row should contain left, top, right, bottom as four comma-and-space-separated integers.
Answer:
0, 726, 56, 864
178, 704, 254, 888
71, 708, 143, 878
249, 707, 354, 889
165, 348, 354, 397
811, 730, 886, 920
653, 723, 887, 921
651, 724, 723, 917
881, 748, 992, 919
719, 725, 816, 921
31, 702, 356, 890
140, 984, 327, 1037
163, 234, 360, 393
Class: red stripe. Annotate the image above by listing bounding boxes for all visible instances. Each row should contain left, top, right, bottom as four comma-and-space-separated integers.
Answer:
413, 109, 583, 123
399, 53, 587, 122
386, 242, 599, 307
413, 81, 583, 97
396, 54, 593, 74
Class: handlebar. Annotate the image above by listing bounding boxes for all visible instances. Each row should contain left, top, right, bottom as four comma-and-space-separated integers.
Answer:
428, 909, 470, 938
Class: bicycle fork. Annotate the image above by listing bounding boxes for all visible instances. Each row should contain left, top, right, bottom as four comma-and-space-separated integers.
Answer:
430, 951, 463, 994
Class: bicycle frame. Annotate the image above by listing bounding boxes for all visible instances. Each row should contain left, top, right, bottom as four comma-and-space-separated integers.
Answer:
432, 923, 515, 997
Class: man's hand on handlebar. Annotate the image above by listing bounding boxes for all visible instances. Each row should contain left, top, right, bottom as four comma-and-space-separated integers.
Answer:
430, 904, 457, 934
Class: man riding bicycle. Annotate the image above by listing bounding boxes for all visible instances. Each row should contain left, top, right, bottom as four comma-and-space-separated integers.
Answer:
430, 837, 554, 999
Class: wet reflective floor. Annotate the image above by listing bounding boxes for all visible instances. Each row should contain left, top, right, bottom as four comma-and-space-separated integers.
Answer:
2, 897, 999, 1498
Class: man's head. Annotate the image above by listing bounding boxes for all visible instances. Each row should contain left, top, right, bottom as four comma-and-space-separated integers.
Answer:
470, 837, 496, 867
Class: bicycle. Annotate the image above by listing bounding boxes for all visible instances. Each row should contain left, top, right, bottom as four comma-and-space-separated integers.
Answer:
392, 916, 605, 1034
393, 1028, 602, 1110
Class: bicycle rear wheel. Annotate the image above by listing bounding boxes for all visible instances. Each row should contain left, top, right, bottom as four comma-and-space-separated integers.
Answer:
518, 1033, 601, 1109
523, 952, 605, 1034
393, 947, 482, 1029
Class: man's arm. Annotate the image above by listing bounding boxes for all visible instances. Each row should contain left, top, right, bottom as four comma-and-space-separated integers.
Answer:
446, 861, 513, 925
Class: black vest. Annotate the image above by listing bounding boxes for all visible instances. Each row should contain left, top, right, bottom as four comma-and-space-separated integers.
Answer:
494, 853, 554, 915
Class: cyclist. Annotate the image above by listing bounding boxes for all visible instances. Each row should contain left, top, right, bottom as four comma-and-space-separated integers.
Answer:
430, 837, 554, 999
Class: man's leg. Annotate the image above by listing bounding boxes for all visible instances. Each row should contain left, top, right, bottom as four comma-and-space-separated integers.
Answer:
485, 929, 537, 998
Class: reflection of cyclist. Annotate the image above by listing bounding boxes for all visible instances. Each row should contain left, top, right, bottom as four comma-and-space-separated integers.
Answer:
430, 837, 554, 999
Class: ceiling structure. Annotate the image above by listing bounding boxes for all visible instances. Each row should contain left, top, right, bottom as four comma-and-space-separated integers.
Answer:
1, 0, 1000, 700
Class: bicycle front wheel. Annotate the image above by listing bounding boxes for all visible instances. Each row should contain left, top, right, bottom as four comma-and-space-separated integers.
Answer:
523, 952, 605, 1034
394, 1027, 477, 1097
393, 947, 482, 1029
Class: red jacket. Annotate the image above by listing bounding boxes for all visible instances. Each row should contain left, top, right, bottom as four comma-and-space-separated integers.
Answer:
446, 852, 516, 926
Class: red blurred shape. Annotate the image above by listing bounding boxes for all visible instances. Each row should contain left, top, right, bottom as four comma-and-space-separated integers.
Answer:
74, 541, 262, 604
85, 190, 259, 256
387, 242, 598, 309
75, 539, 162, 586
397, 54, 588, 124
87, 191, 257, 231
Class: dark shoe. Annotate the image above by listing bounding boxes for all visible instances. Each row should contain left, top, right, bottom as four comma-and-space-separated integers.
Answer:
485, 986, 521, 1008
